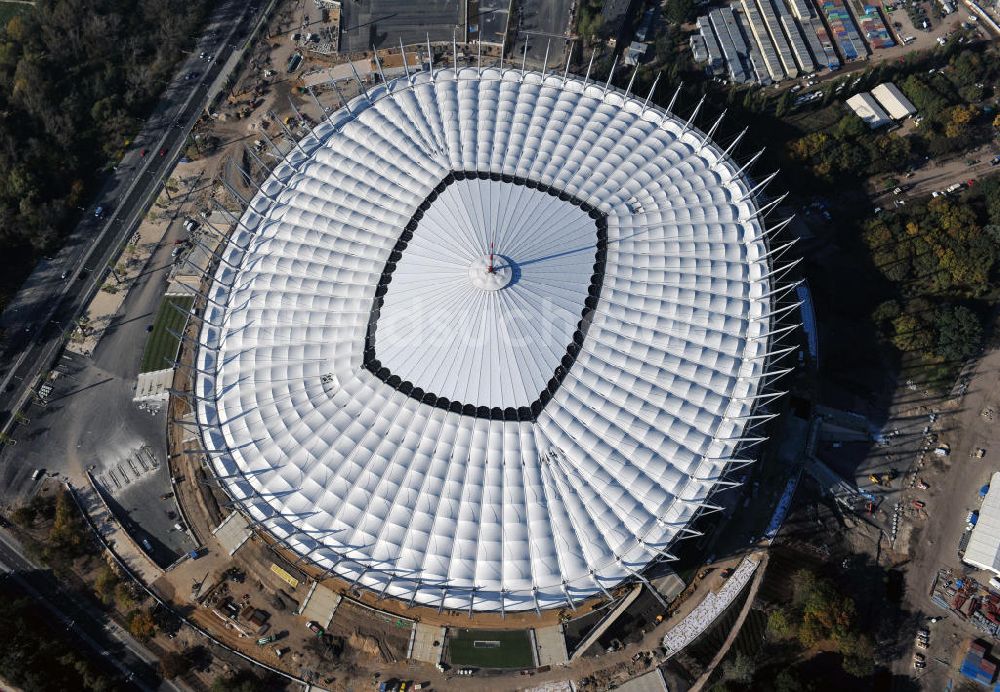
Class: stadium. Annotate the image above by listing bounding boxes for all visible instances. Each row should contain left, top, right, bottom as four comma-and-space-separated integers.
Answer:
189, 59, 790, 614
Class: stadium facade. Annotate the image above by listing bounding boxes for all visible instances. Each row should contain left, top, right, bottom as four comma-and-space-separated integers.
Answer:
190, 61, 791, 613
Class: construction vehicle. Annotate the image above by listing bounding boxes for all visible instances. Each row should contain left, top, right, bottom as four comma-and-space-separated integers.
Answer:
868, 470, 896, 487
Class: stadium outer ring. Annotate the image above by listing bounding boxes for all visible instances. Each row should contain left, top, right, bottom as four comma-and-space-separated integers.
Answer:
187, 64, 785, 615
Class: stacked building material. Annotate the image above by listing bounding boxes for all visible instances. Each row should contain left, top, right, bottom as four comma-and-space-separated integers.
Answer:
960, 641, 998, 685
815, 0, 869, 62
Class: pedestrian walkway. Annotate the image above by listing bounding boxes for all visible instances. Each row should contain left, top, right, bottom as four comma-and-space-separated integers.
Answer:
76, 479, 163, 583
662, 556, 760, 655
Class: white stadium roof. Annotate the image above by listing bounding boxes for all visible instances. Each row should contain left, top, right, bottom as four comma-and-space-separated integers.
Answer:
193, 65, 781, 612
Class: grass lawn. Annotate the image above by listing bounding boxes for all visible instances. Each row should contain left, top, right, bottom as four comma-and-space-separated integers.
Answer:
140, 296, 193, 373
446, 628, 535, 669
0, 1, 31, 25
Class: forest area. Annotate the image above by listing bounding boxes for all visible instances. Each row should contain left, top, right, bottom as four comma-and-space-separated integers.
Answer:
864, 177, 1000, 374
0, 0, 210, 307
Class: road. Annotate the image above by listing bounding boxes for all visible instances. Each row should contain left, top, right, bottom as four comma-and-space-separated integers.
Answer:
0, 0, 266, 438
871, 142, 999, 208
0, 526, 172, 691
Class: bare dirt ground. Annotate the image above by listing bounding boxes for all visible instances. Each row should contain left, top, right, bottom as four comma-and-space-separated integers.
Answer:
870, 143, 1000, 206
838, 334, 1000, 688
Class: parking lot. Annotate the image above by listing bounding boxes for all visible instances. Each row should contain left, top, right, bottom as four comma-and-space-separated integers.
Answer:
510, 0, 574, 68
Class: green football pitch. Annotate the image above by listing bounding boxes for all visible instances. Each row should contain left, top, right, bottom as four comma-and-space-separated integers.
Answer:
446, 628, 535, 669
140, 296, 193, 373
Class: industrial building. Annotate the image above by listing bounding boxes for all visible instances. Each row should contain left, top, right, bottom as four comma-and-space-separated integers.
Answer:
778, 11, 819, 73
694, 16, 725, 74
706, 6, 755, 83
753, 0, 800, 77
693, 0, 843, 83
847, 92, 892, 127
741, 0, 789, 80
871, 82, 917, 119
786, 0, 841, 70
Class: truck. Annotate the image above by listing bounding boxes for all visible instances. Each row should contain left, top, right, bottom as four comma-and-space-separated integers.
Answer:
945, 183, 963, 194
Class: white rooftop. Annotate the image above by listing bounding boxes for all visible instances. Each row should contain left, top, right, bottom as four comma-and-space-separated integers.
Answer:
871, 82, 917, 120
964, 472, 1000, 574
847, 92, 892, 128
193, 66, 777, 612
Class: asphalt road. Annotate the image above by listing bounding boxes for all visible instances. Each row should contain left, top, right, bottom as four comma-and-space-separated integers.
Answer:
0, 0, 264, 437
0, 527, 169, 691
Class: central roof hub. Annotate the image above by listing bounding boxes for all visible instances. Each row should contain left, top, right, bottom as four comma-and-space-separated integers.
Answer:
468, 254, 512, 291
364, 174, 607, 413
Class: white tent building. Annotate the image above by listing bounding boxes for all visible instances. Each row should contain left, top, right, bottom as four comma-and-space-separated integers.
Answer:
191, 64, 786, 613
871, 82, 917, 120
847, 92, 892, 129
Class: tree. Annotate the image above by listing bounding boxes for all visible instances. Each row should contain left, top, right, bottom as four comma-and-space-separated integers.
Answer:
774, 667, 814, 692
159, 651, 190, 680
840, 632, 875, 677
790, 569, 818, 608
774, 89, 793, 118
46, 490, 87, 560
721, 651, 755, 684
114, 582, 138, 612
93, 566, 119, 606
944, 104, 977, 138
665, 0, 696, 25
767, 608, 796, 638
892, 312, 935, 353
210, 669, 268, 692
127, 608, 156, 641
933, 305, 982, 362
